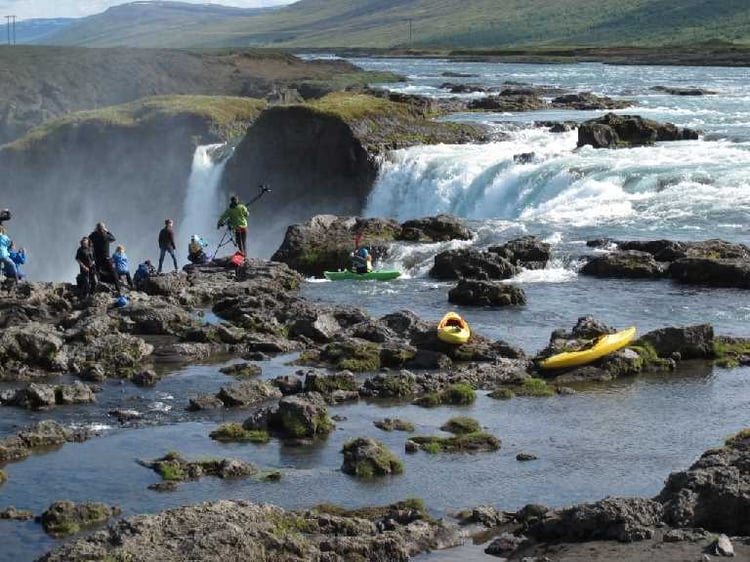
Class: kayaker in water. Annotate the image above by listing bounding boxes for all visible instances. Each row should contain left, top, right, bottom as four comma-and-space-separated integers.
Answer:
217, 196, 249, 257
351, 247, 372, 274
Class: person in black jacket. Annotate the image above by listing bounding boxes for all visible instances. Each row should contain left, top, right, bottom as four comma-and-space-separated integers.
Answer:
158, 218, 178, 274
88, 222, 121, 293
75, 237, 97, 297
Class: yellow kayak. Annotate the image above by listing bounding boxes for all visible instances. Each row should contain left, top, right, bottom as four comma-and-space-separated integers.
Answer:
539, 326, 637, 370
437, 312, 471, 345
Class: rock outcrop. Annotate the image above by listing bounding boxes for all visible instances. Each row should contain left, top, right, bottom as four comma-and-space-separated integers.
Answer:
448, 279, 527, 307
577, 113, 701, 148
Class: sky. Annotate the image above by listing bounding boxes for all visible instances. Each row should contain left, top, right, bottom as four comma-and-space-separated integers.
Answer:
1, 0, 295, 20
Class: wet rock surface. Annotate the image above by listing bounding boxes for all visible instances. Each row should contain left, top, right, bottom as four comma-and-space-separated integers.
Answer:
38, 500, 121, 537
448, 279, 527, 307
578, 113, 700, 148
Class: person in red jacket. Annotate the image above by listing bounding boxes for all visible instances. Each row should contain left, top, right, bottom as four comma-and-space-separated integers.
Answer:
157, 218, 178, 274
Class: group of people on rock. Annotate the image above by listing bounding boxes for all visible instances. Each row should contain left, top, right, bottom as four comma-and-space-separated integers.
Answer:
73, 194, 252, 298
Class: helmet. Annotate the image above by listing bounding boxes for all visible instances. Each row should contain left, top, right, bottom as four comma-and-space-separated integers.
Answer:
358, 248, 369, 258
191, 234, 200, 242
115, 295, 128, 308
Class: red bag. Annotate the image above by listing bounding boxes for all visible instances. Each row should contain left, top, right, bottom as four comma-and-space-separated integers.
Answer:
230, 252, 245, 267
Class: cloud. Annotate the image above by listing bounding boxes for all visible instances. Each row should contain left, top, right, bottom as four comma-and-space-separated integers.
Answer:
0, 0, 294, 20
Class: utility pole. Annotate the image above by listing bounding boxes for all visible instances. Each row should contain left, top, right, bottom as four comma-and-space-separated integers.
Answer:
408, 18, 413, 47
5, 15, 15, 46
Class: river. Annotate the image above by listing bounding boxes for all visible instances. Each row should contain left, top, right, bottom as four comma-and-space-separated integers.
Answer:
2, 57, 750, 560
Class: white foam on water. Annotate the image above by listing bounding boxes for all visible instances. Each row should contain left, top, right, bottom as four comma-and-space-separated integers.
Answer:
365, 130, 750, 235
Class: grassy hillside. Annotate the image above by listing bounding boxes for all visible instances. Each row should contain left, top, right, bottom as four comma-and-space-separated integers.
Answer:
41, 0, 750, 49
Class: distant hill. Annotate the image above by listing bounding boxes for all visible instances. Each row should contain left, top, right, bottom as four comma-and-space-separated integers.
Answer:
41, 1, 274, 47
40, 0, 750, 49
12, 18, 76, 44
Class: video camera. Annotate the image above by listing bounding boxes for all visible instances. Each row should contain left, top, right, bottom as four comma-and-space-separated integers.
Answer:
0, 209, 10, 225
259, 184, 272, 194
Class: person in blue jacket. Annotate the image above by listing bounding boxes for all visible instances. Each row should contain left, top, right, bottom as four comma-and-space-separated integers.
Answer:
112, 245, 133, 289
0, 226, 19, 281
6, 242, 26, 280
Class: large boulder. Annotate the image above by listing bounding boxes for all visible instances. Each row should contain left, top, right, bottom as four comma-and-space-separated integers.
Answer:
39, 500, 121, 537
448, 279, 527, 307
468, 95, 547, 112
271, 214, 400, 277
398, 214, 472, 242
118, 301, 197, 336
269, 392, 333, 438
529, 497, 663, 543
216, 380, 282, 408
341, 437, 404, 477
430, 249, 518, 280
578, 113, 700, 149
580, 251, 666, 279
669, 258, 750, 288
657, 430, 750, 535
488, 236, 551, 269
0, 322, 66, 371
639, 324, 714, 359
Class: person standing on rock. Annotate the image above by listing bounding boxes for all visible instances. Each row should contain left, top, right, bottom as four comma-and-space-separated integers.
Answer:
157, 218, 178, 274
0, 226, 19, 282
88, 222, 121, 294
217, 196, 249, 257
75, 236, 97, 296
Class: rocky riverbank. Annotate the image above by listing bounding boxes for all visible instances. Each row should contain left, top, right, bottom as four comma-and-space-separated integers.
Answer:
34, 430, 750, 561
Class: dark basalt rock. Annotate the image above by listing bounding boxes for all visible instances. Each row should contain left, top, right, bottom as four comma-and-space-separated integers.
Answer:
580, 250, 666, 279
131, 369, 161, 387
216, 380, 282, 408
398, 214, 472, 242
488, 236, 551, 269
268, 392, 333, 439
448, 279, 527, 307
669, 257, 750, 288
341, 437, 404, 477
271, 374, 303, 395
651, 86, 717, 96
430, 248, 519, 280
578, 113, 701, 148
552, 92, 633, 110
638, 324, 714, 359
467, 94, 547, 112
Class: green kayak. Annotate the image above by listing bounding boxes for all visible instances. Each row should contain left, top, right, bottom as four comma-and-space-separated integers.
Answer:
323, 269, 401, 281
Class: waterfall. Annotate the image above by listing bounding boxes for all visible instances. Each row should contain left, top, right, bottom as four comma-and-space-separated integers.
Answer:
180, 144, 232, 259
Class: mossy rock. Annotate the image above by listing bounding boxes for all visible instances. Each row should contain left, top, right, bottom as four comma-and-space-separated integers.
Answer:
312, 498, 429, 523
146, 451, 256, 481
341, 437, 404, 478
712, 337, 750, 369
209, 423, 270, 443
440, 416, 482, 435
513, 378, 555, 397
364, 372, 416, 399
629, 342, 676, 371
488, 387, 515, 400
407, 432, 500, 453
219, 362, 262, 378
322, 341, 381, 372
0, 470, 6, 485
304, 371, 359, 394
443, 383, 477, 405
373, 418, 415, 432
39, 500, 121, 537
725, 429, 750, 450
413, 391, 443, 408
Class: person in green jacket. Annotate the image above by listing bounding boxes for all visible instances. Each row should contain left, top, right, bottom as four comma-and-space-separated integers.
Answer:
217, 195, 249, 257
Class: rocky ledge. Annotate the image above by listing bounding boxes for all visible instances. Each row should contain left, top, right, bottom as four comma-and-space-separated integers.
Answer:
583, 238, 750, 288
577, 113, 700, 148
38, 498, 461, 562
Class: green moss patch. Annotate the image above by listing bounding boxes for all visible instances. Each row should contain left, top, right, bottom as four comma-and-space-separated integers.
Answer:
713, 337, 750, 369
725, 428, 750, 450
440, 416, 482, 435
322, 341, 381, 372
414, 383, 477, 407
312, 498, 429, 522
0, 470, 6, 485
407, 432, 500, 453
144, 451, 256, 482
8, 95, 267, 151
514, 378, 555, 397
209, 423, 270, 443
629, 341, 677, 371
219, 362, 262, 378
488, 387, 515, 400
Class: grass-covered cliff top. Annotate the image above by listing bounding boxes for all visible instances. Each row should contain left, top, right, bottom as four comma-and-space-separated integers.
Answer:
304, 92, 490, 152
4, 95, 267, 151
